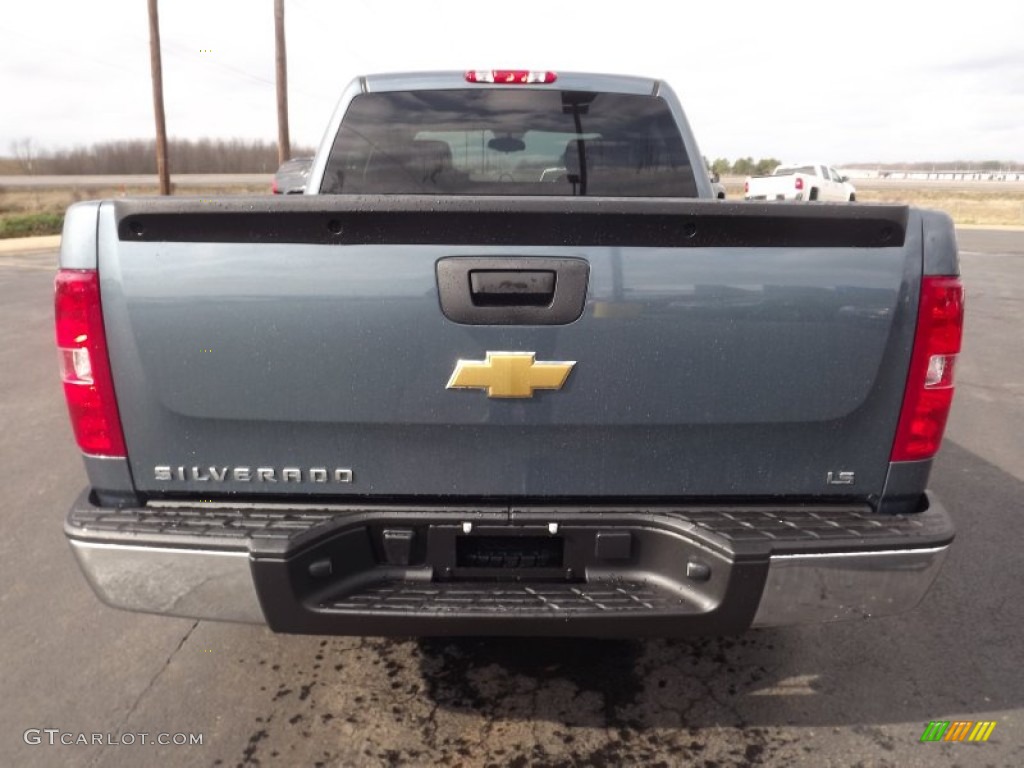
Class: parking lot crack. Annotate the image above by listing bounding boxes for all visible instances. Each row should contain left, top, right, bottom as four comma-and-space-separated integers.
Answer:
89, 619, 200, 765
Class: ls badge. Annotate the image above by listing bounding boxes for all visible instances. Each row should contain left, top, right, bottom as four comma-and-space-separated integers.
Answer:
447, 352, 575, 398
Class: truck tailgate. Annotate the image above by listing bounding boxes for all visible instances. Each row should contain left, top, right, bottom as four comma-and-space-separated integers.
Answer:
98, 197, 917, 500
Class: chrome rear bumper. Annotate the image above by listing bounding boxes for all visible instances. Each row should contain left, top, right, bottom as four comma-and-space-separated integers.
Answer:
751, 546, 949, 626
69, 540, 264, 624
66, 491, 954, 635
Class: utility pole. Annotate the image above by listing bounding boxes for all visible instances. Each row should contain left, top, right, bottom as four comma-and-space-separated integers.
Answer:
147, 0, 171, 195
274, 0, 291, 165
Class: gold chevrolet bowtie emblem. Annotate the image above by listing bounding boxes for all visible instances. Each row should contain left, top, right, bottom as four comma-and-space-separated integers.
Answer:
446, 352, 575, 398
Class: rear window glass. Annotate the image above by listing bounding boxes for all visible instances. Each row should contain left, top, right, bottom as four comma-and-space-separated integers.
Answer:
321, 89, 697, 197
774, 166, 816, 176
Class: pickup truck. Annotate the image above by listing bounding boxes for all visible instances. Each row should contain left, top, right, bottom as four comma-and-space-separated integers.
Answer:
709, 170, 726, 199
57, 70, 962, 637
745, 163, 857, 202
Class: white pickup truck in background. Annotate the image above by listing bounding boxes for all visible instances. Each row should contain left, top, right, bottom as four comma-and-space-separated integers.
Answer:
744, 164, 856, 202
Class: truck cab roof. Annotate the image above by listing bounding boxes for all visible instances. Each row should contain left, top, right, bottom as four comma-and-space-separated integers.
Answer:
361, 70, 660, 95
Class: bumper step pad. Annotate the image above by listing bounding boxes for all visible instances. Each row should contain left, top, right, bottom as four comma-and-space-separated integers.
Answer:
67, 496, 953, 557
325, 580, 685, 616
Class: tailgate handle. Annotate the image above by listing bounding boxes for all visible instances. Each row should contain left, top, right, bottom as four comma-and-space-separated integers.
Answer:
469, 270, 555, 307
437, 257, 589, 325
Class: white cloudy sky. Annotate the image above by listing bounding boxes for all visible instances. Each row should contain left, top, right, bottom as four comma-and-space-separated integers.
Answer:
1, 0, 1021, 164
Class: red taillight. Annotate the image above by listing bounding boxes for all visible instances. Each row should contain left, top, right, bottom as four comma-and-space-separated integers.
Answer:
744, 181, 749, 194
795, 177, 804, 191
55, 269, 126, 457
271, 177, 279, 194
890, 276, 965, 462
465, 70, 557, 84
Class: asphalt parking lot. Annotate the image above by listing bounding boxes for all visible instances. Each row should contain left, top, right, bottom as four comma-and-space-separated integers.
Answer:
1, 228, 1022, 767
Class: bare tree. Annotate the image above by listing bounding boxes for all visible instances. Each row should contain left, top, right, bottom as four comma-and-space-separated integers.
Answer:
31, 138, 314, 175
10, 139, 36, 174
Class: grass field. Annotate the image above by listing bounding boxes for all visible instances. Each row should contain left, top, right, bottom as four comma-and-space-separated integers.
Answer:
722, 182, 1024, 227
1, 181, 1022, 238
853, 187, 1024, 226
0, 183, 269, 238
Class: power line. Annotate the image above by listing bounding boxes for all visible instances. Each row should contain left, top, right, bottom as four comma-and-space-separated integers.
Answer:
0, 25, 142, 77
161, 38, 278, 89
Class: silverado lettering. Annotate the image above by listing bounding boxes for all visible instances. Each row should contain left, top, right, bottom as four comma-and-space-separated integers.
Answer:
153, 466, 354, 483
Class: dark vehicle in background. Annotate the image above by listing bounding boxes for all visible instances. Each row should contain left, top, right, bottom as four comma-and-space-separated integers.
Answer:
271, 156, 313, 194
709, 170, 726, 199
57, 70, 962, 639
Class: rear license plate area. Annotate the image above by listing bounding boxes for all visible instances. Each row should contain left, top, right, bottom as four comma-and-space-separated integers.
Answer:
456, 535, 563, 569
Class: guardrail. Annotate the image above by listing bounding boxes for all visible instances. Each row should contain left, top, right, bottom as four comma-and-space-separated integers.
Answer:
0, 174, 271, 189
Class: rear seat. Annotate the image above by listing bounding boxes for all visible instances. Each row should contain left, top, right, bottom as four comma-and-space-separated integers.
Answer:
359, 140, 466, 192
